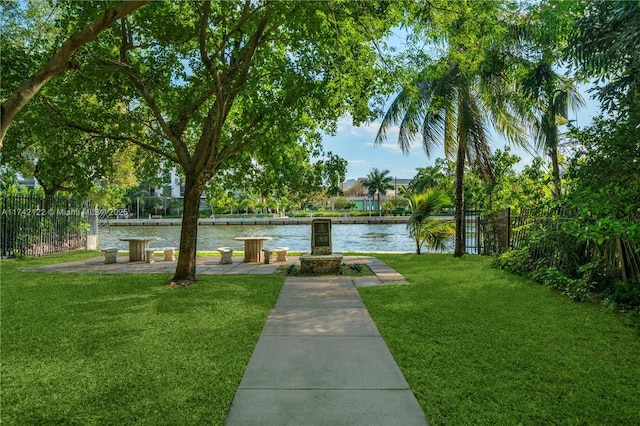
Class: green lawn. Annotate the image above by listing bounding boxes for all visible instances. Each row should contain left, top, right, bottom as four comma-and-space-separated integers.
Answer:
3, 252, 639, 425
1, 251, 283, 425
360, 254, 640, 425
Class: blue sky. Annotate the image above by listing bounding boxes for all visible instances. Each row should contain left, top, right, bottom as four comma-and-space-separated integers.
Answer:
322, 84, 603, 181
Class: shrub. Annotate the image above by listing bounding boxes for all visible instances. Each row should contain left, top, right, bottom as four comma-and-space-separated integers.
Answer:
285, 264, 300, 276
532, 266, 571, 290
289, 212, 310, 217
603, 281, 640, 311
563, 276, 594, 302
492, 248, 533, 275
530, 266, 594, 302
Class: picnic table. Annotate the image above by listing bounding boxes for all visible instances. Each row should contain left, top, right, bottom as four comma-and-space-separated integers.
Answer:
119, 237, 160, 262
233, 236, 273, 263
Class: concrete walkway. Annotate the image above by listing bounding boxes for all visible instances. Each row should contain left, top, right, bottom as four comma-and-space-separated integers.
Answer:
225, 274, 428, 425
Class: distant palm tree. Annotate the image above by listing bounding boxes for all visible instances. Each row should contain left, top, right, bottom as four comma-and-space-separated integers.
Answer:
409, 166, 445, 194
376, 58, 526, 256
362, 168, 394, 216
402, 187, 454, 254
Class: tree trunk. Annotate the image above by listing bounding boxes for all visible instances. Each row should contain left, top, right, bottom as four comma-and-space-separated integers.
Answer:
454, 144, 466, 257
550, 150, 562, 198
171, 174, 205, 286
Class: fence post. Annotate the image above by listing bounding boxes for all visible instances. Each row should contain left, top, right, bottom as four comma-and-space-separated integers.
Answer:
462, 204, 467, 253
1, 195, 7, 257
86, 205, 98, 250
505, 207, 511, 251
476, 215, 481, 254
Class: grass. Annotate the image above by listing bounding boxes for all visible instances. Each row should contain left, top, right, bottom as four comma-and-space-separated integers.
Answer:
4, 251, 640, 425
360, 254, 640, 425
1, 251, 283, 425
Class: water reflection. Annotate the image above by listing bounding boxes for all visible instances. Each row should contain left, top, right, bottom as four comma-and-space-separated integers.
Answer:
97, 223, 434, 253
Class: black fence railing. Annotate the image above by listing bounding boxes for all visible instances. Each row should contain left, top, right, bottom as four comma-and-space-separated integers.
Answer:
465, 206, 640, 285
464, 208, 511, 255
1, 195, 93, 258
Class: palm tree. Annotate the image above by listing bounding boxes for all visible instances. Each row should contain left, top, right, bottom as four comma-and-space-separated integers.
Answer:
402, 187, 454, 254
521, 63, 585, 197
362, 168, 394, 216
505, 3, 586, 198
376, 58, 526, 256
409, 165, 445, 194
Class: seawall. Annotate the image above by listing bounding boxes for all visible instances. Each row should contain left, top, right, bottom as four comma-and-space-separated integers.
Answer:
99, 216, 412, 226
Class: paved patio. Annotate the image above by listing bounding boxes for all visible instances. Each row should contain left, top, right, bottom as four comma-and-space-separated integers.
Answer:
23, 254, 408, 286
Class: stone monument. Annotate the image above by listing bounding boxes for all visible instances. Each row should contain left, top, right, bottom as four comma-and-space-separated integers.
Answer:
300, 218, 343, 273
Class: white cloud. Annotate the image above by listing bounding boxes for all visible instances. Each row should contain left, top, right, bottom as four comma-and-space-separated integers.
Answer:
365, 139, 425, 155
347, 159, 368, 165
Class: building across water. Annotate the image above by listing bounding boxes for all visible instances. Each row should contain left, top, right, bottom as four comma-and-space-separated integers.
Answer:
340, 177, 411, 212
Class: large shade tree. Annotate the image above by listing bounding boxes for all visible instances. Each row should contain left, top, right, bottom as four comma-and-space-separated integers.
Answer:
1, 1, 159, 204
1, 86, 144, 198
2, 1, 398, 285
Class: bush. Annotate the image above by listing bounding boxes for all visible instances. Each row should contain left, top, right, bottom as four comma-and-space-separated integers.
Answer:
603, 281, 640, 311
289, 211, 342, 217
285, 264, 300, 276
563, 276, 595, 302
494, 249, 635, 304
532, 266, 571, 290
492, 248, 534, 275
289, 212, 308, 217
530, 266, 594, 302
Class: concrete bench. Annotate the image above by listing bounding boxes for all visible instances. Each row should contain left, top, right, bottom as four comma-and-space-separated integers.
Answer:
274, 247, 289, 262
145, 248, 159, 263
144, 247, 175, 263
262, 247, 289, 264
262, 248, 274, 264
217, 247, 233, 264
162, 247, 176, 261
100, 247, 119, 264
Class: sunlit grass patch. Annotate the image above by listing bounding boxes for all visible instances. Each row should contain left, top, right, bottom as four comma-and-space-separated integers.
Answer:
361, 253, 640, 425
1, 252, 283, 425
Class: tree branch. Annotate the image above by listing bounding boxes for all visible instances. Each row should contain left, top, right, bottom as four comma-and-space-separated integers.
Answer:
41, 95, 178, 163
66, 121, 179, 164
0, 0, 149, 147
110, 59, 192, 166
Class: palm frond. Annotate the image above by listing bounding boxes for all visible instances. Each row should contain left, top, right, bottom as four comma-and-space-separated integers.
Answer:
407, 188, 450, 232
419, 219, 455, 252
375, 88, 412, 147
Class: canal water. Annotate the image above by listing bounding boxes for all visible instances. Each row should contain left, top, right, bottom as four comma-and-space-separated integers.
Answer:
97, 223, 446, 253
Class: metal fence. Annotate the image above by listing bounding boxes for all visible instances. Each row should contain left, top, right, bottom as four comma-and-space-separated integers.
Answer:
464, 208, 511, 255
1, 195, 93, 257
466, 207, 640, 284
